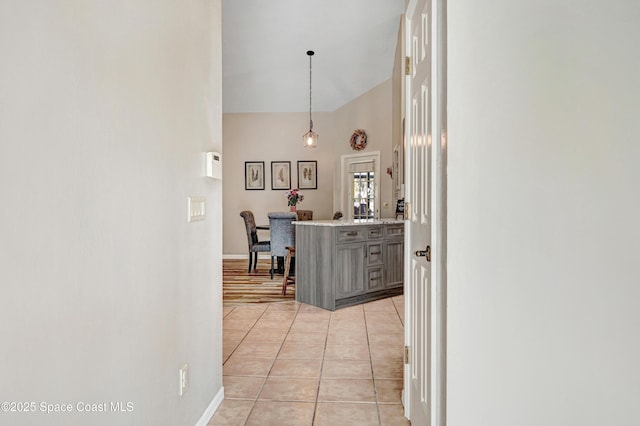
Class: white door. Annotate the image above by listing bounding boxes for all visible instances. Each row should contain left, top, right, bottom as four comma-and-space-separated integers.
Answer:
404, 0, 446, 425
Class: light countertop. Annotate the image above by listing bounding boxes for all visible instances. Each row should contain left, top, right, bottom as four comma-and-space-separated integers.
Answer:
294, 218, 404, 227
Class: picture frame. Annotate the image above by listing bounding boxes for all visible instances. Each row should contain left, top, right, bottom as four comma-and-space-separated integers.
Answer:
271, 161, 291, 190
297, 160, 317, 190
244, 161, 265, 190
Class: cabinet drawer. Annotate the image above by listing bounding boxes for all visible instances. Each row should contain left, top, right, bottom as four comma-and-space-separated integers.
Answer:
367, 226, 383, 239
367, 242, 383, 265
337, 227, 365, 243
367, 267, 384, 292
385, 225, 404, 238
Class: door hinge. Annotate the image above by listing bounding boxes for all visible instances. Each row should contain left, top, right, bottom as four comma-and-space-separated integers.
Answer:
403, 202, 411, 220
405, 56, 412, 75
404, 346, 410, 364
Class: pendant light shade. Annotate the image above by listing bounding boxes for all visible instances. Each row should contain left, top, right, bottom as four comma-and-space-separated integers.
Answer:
303, 50, 318, 148
303, 128, 318, 148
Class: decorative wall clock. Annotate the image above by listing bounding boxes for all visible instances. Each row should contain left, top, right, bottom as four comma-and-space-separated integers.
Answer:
349, 129, 367, 151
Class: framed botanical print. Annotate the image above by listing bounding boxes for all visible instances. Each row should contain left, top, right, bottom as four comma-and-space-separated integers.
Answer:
297, 160, 317, 190
245, 161, 265, 190
271, 161, 291, 190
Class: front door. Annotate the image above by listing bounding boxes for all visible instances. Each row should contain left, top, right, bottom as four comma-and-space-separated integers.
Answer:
404, 0, 446, 424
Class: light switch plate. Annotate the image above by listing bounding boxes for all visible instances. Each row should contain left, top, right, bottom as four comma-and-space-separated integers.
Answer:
179, 364, 189, 396
188, 197, 206, 222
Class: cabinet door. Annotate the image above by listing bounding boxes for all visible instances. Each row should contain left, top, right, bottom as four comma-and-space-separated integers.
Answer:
384, 239, 404, 288
335, 243, 365, 298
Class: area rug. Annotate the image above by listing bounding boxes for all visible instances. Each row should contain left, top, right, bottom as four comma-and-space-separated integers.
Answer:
223, 259, 295, 306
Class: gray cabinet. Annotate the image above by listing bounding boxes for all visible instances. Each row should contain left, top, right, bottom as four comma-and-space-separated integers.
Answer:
366, 239, 384, 292
383, 224, 404, 289
335, 243, 366, 298
296, 221, 404, 310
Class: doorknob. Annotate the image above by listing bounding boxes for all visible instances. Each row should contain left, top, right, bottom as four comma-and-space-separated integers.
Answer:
414, 245, 431, 262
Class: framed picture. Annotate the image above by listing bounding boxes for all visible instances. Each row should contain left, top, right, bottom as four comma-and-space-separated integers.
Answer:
297, 160, 317, 190
245, 161, 265, 190
271, 161, 291, 190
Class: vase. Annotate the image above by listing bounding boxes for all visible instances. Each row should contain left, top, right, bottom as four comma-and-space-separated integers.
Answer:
289, 205, 297, 212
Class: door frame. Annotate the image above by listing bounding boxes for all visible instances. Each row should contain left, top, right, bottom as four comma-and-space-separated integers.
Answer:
340, 151, 381, 220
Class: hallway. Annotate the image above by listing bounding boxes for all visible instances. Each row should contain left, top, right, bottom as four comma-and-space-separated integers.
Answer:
208, 296, 409, 425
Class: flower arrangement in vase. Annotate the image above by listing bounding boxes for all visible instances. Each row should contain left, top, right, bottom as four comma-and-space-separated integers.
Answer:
285, 189, 304, 211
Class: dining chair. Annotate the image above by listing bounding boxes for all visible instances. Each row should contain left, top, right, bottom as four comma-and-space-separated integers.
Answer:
267, 212, 297, 279
295, 210, 313, 221
240, 211, 271, 273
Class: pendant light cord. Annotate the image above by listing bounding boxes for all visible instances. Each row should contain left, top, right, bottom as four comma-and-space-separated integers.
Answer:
308, 50, 314, 131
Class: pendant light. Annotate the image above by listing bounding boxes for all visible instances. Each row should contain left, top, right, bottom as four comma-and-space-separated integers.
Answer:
302, 50, 318, 148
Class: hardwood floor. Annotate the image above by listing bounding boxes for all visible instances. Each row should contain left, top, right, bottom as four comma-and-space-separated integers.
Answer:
223, 258, 294, 306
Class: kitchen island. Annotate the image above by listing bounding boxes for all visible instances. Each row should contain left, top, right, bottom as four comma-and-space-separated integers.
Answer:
294, 219, 404, 310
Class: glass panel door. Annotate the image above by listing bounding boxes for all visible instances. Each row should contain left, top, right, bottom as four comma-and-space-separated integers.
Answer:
352, 171, 375, 219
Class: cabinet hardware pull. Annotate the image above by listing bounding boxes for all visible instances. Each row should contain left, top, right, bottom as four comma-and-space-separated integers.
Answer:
346, 231, 358, 236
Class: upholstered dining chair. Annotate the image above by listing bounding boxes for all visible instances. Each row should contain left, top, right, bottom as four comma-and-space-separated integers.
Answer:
267, 212, 297, 279
240, 210, 271, 273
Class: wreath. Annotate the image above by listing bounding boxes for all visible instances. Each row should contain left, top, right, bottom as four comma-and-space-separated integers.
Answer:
349, 129, 367, 151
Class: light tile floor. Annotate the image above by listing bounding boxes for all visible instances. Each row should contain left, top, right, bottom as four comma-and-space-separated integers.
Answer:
209, 296, 410, 426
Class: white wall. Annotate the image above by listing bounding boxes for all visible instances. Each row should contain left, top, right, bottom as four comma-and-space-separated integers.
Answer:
448, 1, 640, 425
223, 79, 395, 256
392, 15, 405, 158
332, 79, 396, 218
0, 1, 223, 425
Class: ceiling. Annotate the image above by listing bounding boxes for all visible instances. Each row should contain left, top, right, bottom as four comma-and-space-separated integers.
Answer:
222, 0, 406, 113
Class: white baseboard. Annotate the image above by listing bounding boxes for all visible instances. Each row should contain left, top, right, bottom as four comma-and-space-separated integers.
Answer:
223, 254, 270, 260
195, 386, 224, 426
223, 254, 246, 260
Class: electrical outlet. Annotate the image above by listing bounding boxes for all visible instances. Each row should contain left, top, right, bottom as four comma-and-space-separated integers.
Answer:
179, 364, 189, 396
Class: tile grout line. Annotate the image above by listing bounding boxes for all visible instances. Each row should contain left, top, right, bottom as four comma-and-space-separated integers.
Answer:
243, 302, 303, 425
310, 308, 332, 426
222, 305, 270, 365
391, 296, 404, 326
363, 306, 384, 426
224, 304, 273, 425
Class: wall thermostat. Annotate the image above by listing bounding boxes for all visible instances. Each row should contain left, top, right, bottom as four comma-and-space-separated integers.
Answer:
206, 152, 222, 179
